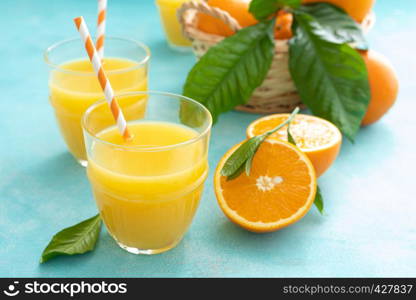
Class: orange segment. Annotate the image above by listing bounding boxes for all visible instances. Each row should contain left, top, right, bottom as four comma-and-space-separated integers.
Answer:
215, 140, 316, 233
247, 114, 342, 177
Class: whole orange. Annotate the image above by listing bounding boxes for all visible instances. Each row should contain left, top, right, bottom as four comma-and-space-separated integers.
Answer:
274, 10, 293, 40
197, 0, 257, 37
197, 0, 293, 39
360, 50, 399, 126
302, 0, 376, 23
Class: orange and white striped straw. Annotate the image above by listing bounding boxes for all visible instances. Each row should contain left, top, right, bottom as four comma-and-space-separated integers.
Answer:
96, 0, 107, 59
74, 16, 131, 140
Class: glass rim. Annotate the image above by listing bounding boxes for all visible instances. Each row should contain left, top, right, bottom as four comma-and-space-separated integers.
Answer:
44, 36, 151, 76
82, 91, 213, 152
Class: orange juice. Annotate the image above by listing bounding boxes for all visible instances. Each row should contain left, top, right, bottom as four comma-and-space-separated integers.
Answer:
156, 0, 194, 50
49, 58, 148, 164
87, 121, 208, 253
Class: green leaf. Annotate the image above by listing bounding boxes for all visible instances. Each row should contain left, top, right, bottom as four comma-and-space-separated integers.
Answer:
245, 151, 255, 176
249, 0, 301, 21
183, 21, 275, 123
299, 3, 367, 50
227, 163, 246, 181
40, 214, 101, 263
314, 186, 325, 215
287, 122, 297, 145
222, 107, 299, 180
221, 135, 265, 178
289, 11, 370, 141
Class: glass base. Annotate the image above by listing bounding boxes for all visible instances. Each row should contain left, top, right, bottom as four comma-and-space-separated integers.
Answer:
116, 238, 181, 255
77, 158, 88, 168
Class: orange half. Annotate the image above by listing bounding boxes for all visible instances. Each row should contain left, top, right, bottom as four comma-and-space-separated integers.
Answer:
247, 114, 342, 177
214, 140, 317, 233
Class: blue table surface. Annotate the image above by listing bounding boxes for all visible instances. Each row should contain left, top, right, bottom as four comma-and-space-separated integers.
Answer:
1, 0, 415, 278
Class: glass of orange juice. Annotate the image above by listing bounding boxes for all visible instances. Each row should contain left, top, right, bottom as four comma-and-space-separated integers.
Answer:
155, 0, 195, 52
82, 91, 212, 254
44, 37, 150, 166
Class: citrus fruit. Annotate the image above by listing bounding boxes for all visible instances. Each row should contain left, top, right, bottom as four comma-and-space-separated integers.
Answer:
214, 140, 317, 233
197, 0, 293, 39
247, 114, 342, 177
302, 0, 375, 23
197, 0, 257, 37
360, 50, 399, 126
274, 10, 293, 40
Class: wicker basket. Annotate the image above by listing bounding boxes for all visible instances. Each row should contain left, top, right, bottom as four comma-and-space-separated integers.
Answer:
178, 0, 375, 114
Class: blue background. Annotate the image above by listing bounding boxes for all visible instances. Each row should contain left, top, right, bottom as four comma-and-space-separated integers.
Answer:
0, 0, 415, 277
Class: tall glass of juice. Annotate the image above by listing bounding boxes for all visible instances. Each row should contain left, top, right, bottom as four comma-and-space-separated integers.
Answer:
82, 91, 212, 254
44, 37, 150, 166
155, 0, 196, 52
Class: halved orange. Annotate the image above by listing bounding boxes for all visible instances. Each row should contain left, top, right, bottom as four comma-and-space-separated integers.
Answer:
214, 140, 317, 233
247, 114, 342, 177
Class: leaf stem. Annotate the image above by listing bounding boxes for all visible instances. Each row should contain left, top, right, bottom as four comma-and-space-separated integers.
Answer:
262, 106, 300, 138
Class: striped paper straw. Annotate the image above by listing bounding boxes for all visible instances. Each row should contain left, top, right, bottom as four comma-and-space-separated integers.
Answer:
96, 0, 107, 59
74, 16, 131, 140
